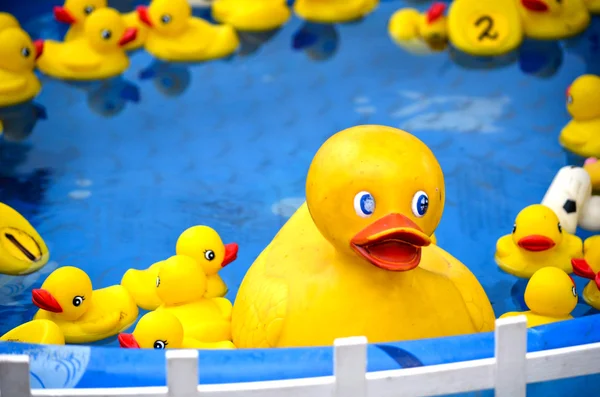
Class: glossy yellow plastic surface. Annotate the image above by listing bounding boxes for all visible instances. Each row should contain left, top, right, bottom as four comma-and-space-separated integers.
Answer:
495, 204, 583, 278
388, 3, 448, 52
500, 267, 577, 327
585, 0, 600, 13
212, 0, 291, 31
584, 158, 600, 192
37, 8, 135, 81
517, 0, 590, 40
33, 266, 139, 344
0, 202, 49, 275
560, 74, 600, 159
120, 260, 164, 310
231, 125, 495, 348
0, 12, 20, 31
578, 236, 600, 310
293, 0, 379, 24
139, 0, 239, 63
0, 320, 65, 345
447, 0, 523, 57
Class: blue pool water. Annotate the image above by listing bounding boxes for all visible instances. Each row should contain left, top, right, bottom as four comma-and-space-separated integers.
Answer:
1, 0, 600, 394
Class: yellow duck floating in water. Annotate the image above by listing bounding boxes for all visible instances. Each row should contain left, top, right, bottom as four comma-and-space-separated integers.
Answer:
495, 204, 582, 279
571, 236, 600, 310
388, 2, 449, 52
232, 125, 495, 348
293, 0, 379, 24
137, 0, 239, 63
212, 0, 291, 32
53, 0, 147, 51
119, 310, 234, 349
500, 267, 577, 327
0, 203, 49, 275
559, 74, 600, 159
37, 8, 137, 81
517, 0, 590, 40
32, 266, 139, 344
0, 319, 65, 345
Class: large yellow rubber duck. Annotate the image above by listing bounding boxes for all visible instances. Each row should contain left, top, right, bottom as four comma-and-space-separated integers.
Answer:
388, 2, 448, 52
571, 236, 600, 310
0, 12, 20, 31
32, 266, 139, 344
53, 0, 147, 51
293, 0, 379, 24
231, 125, 495, 348
119, 310, 235, 349
517, 0, 590, 40
559, 74, 600, 159
0, 27, 44, 107
0, 320, 65, 345
137, 0, 239, 63
0, 202, 49, 276
495, 204, 582, 278
212, 0, 291, 32
37, 8, 137, 81
447, 0, 523, 57
585, 0, 600, 13
155, 255, 235, 346
500, 267, 577, 327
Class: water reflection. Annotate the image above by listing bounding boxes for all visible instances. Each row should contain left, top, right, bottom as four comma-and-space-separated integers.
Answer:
139, 61, 192, 98
449, 45, 519, 70
518, 39, 563, 79
291, 22, 339, 61
564, 16, 600, 74
237, 29, 281, 57
0, 101, 47, 143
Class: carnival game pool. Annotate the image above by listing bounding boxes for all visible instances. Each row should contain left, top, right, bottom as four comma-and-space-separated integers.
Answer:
1, 0, 600, 395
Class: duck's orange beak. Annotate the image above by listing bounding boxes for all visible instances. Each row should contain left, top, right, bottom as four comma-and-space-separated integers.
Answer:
118, 333, 140, 348
53, 6, 77, 24
222, 243, 238, 267
137, 6, 153, 27
32, 289, 63, 313
34, 40, 44, 60
518, 235, 555, 252
119, 27, 138, 47
521, 0, 549, 12
350, 213, 431, 272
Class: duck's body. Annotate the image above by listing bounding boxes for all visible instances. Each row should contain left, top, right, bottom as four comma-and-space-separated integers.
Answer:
585, 0, 600, 13
560, 119, 600, 159
388, 3, 448, 52
120, 261, 164, 310
293, 0, 379, 24
0, 69, 41, 107
212, 0, 291, 31
500, 310, 573, 327
0, 320, 65, 345
518, 0, 590, 40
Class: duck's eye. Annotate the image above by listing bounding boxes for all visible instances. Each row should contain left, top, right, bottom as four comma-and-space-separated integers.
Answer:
21, 47, 31, 58
83, 5, 95, 15
156, 276, 160, 288
153, 340, 167, 349
161, 14, 172, 24
572, 286, 577, 298
353, 191, 375, 218
204, 250, 215, 261
512, 224, 517, 234
567, 95, 573, 105
411, 191, 429, 218
101, 29, 112, 40
72, 296, 85, 307
558, 223, 562, 233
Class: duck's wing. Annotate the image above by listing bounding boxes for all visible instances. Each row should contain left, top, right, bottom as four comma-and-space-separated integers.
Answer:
60, 43, 103, 72
79, 311, 121, 334
0, 70, 27, 94
211, 297, 233, 320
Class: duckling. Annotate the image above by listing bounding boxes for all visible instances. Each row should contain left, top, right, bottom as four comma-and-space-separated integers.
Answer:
571, 235, 600, 309
212, 0, 291, 32
0, 319, 65, 345
156, 255, 234, 344
559, 75, 600, 159
0, 27, 43, 107
37, 8, 137, 81
119, 310, 235, 349
32, 266, 139, 344
584, 0, 600, 13
495, 204, 583, 278
388, 2, 448, 52
293, 0, 379, 24
518, 0, 590, 40
0, 202, 49, 275
137, 0, 239, 63
53, 0, 147, 51
0, 12, 20, 31
500, 267, 577, 327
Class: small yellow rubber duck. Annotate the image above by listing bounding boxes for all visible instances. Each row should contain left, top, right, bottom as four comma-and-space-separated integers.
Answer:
137, 0, 239, 63
0, 27, 44, 107
447, 0, 523, 57
37, 8, 137, 81
155, 255, 234, 345
559, 74, 600, 159
571, 236, 600, 310
118, 310, 235, 349
0, 202, 49, 276
495, 204, 583, 278
293, 0, 379, 24
0, 12, 20, 31
53, 0, 147, 51
0, 320, 65, 345
500, 267, 577, 327
388, 2, 448, 52
584, 0, 600, 13
32, 266, 139, 344
212, 0, 291, 32
517, 0, 590, 40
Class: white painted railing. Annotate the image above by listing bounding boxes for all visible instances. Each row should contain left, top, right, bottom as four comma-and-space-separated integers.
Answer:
1, 316, 600, 397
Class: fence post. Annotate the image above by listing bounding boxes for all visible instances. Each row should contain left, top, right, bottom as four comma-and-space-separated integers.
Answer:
166, 349, 199, 397
334, 336, 368, 397
494, 316, 528, 397
0, 355, 31, 397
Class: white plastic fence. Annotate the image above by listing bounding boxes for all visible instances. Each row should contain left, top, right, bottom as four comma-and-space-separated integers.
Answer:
1, 316, 600, 397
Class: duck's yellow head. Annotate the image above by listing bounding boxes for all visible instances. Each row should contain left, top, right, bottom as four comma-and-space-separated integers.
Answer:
566, 75, 600, 121
175, 225, 238, 275
520, 0, 563, 15
419, 2, 448, 50
0, 28, 43, 74
137, 0, 190, 36
53, 0, 107, 25
0, 12, 20, 31
524, 267, 577, 316
83, 8, 137, 51
32, 266, 92, 321
511, 204, 563, 253
306, 125, 444, 272
0, 203, 49, 275
156, 255, 207, 305
119, 310, 183, 349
